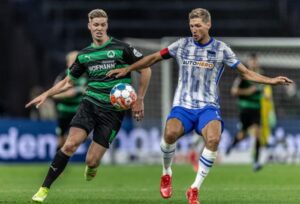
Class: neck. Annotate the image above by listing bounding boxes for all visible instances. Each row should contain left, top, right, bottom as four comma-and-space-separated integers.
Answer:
198, 35, 210, 44
93, 35, 110, 46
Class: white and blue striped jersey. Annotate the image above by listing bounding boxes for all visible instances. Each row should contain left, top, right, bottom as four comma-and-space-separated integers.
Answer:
161, 37, 240, 109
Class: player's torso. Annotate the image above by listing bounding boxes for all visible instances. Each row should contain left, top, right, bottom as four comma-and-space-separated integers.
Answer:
238, 79, 262, 110
173, 38, 226, 109
78, 38, 132, 110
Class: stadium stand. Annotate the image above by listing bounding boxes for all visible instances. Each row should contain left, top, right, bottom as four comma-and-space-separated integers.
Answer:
1, 0, 300, 117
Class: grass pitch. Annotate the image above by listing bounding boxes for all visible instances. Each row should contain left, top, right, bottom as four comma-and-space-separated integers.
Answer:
0, 164, 299, 204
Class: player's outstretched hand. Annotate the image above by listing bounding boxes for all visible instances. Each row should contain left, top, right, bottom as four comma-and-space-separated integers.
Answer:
271, 76, 293, 85
25, 93, 48, 109
106, 68, 129, 78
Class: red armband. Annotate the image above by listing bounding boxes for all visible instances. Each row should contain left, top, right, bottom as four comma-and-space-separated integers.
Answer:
160, 48, 171, 59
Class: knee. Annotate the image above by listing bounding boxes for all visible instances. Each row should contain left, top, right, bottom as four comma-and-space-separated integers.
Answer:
61, 141, 78, 155
164, 129, 180, 144
206, 135, 220, 150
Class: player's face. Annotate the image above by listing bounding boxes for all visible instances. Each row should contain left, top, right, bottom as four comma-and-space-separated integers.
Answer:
189, 18, 211, 42
88, 17, 108, 42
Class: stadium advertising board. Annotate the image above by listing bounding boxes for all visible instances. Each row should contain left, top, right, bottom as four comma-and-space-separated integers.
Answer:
1, 119, 300, 163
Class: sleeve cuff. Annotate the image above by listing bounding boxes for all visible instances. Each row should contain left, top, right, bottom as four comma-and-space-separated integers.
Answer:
231, 61, 240, 69
67, 69, 78, 81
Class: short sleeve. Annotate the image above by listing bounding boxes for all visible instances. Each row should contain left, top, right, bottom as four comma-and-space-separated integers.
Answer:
167, 38, 182, 57
223, 44, 240, 69
123, 45, 144, 64
68, 57, 86, 81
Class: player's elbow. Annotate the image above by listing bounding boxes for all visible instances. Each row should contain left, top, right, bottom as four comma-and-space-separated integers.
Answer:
241, 69, 254, 81
142, 67, 152, 75
137, 67, 152, 76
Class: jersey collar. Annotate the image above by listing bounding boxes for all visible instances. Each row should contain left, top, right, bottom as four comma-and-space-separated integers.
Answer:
91, 37, 113, 49
193, 38, 214, 47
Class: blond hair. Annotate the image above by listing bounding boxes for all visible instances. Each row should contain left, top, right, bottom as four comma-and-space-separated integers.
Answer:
189, 8, 211, 23
88, 9, 108, 20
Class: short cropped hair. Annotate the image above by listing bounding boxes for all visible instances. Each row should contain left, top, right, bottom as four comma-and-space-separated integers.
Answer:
189, 8, 211, 23
88, 9, 108, 20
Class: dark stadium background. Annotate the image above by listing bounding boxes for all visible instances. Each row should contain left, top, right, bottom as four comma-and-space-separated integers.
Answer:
0, 0, 299, 117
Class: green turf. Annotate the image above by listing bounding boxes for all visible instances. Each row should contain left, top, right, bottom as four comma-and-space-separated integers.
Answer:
0, 163, 299, 204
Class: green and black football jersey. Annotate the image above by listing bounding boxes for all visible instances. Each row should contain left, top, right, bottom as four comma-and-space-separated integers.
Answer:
68, 37, 143, 111
238, 79, 263, 110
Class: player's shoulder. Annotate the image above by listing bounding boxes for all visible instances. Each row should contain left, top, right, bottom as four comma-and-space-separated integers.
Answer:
170, 37, 193, 47
179, 37, 193, 44
111, 37, 128, 45
109, 37, 133, 50
111, 38, 144, 57
78, 45, 94, 55
212, 38, 231, 49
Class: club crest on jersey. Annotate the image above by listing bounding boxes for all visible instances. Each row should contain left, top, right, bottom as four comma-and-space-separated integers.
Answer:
84, 55, 92, 62
207, 50, 216, 55
183, 60, 214, 69
133, 48, 143, 57
107, 50, 115, 58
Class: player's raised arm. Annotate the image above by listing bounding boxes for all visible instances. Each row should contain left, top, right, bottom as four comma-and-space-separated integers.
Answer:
107, 51, 163, 78
236, 63, 293, 85
25, 76, 73, 109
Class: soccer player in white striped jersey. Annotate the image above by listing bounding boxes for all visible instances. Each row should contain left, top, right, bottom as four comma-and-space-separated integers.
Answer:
107, 8, 292, 204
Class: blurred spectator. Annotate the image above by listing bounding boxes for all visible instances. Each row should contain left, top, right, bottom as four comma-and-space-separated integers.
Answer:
226, 53, 264, 171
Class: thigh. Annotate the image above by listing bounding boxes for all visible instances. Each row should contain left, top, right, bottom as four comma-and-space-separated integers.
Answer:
165, 118, 185, 139
70, 100, 96, 134
62, 127, 88, 155
201, 120, 222, 151
167, 106, 195, 134
201, 120, 222, 139
196, 106, 224, 135
93, 110, 125, 148
86, 141, 107, 162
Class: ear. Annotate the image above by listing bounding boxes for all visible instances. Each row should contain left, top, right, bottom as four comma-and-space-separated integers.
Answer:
88, 22, 91, 31
207, 21, 211, 29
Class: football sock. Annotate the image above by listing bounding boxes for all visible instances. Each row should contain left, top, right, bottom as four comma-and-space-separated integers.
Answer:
254, 138, 261, 164
231, 135, 240, 147
191, 147, 217, 189
160, 138, 176, 176
42, 150, 70, 188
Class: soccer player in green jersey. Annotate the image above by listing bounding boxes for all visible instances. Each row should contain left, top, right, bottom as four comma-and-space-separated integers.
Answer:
227, 53, 264, 171
26, 9, 151, 203
52, 51, 87, 151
